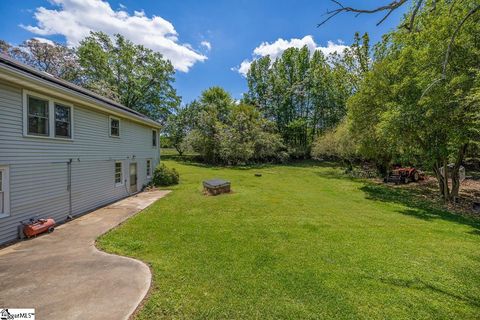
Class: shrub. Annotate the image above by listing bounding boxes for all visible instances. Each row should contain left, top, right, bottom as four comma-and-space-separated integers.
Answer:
311, 119, 357, 161
152, 163, 179, 186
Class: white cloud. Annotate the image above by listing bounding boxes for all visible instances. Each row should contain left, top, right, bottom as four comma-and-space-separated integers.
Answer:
22, 0, 207, 72
32, 37, 56, 46
231, 60, 252, 76
233, 35, 349, 77
321, 40, 349, 56
200, 41, 211, 51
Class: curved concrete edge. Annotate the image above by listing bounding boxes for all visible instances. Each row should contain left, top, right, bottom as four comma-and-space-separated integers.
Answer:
92, 190, 172, 320
93, 250, 152, 320
91, 217, 153, 320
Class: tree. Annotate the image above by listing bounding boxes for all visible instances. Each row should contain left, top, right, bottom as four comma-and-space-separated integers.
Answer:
164, 101, 201, 156
218, 104, 286, 165
319, 0, 480, 83
186, 87, 233, 163
185, 87, 286, 165
243, 34, 370, 158
77, 32, 180, 122
346, 59, 398, 176
198, 86, 232, 122
0, 39, 9, 53
1, 39, 81, 82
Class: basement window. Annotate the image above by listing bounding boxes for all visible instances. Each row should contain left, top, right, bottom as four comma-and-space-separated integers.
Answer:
115, 161, 123, 186
146, 159, 152, 178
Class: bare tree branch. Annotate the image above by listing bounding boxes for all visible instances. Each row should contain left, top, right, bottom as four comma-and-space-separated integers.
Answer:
407, 0, 424, 31
317, 0, 410, 27
378, 8, 397, 25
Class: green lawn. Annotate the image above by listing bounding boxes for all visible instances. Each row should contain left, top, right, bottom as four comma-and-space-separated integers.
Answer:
98, 159, 480, 319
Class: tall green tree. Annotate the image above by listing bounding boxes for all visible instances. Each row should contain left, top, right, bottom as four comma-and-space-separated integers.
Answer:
184, 87, 286, 164
164, 101, 200, 156
77, 32, 180, 122
218, 103, 286, 165
244, 33, 370, 158
186, 87, 234, 163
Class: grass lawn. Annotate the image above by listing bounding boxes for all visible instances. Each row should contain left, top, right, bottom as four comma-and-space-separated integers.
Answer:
98, 159, 480, 319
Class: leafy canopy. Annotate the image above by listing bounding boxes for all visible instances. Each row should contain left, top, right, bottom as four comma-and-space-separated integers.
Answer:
243, 33, 370, 158
77, 32, 180, 122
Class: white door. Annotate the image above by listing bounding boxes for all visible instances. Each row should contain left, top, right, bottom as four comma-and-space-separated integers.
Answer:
129, 163, 137, 193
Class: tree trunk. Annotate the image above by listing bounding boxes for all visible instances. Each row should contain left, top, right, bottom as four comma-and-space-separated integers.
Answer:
174, 145, 184, 156
433, 160, 449, 202
433, 143, 468, 203
443, 158, 450, 202
432, 163, 444, 196
450, 143, 468, 200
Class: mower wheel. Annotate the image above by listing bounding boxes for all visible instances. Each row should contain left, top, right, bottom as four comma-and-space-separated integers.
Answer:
404, 177, 410, 184
48, 227, 55, 233
413, 172, 420, 182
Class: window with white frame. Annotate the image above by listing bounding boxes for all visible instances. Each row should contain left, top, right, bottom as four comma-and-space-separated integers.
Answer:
0, 166, 10, 216
24, 91, 73, 139
115, 162, 123, 186
146, 159, 152, 178
152, 130, 157, 147
110, 117, 120, 137
55, 103, 72, 138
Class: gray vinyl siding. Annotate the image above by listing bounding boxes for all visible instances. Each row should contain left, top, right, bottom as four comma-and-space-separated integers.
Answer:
0, 82, 160, 245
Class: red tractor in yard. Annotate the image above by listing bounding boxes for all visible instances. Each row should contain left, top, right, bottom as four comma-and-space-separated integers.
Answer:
384, 167, 424, 184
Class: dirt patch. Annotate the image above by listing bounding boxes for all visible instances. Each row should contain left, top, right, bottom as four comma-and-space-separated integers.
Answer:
378, 175, 480, 218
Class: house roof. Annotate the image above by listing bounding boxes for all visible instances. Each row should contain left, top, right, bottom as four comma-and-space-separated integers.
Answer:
0, 54, 161, 128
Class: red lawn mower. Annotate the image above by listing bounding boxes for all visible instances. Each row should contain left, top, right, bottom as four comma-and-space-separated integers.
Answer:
384, 167, 424, 184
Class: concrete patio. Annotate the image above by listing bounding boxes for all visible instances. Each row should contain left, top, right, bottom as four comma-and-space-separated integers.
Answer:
0, 190, 170, 320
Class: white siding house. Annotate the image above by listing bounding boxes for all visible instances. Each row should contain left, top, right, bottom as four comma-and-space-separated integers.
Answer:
0, 55, 161, 245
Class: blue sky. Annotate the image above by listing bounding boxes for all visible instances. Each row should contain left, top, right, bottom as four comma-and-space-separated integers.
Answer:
0, 0, 407, 104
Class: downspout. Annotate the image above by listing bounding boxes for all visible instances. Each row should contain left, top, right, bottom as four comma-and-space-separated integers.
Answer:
124, 158, 131, 196
67, 159, 73, 219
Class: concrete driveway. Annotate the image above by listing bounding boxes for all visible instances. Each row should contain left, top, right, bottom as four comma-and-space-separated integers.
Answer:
0, 190, 170, 320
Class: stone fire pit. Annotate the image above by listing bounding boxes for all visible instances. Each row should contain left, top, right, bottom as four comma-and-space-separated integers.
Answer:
203, 179, 231, 196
